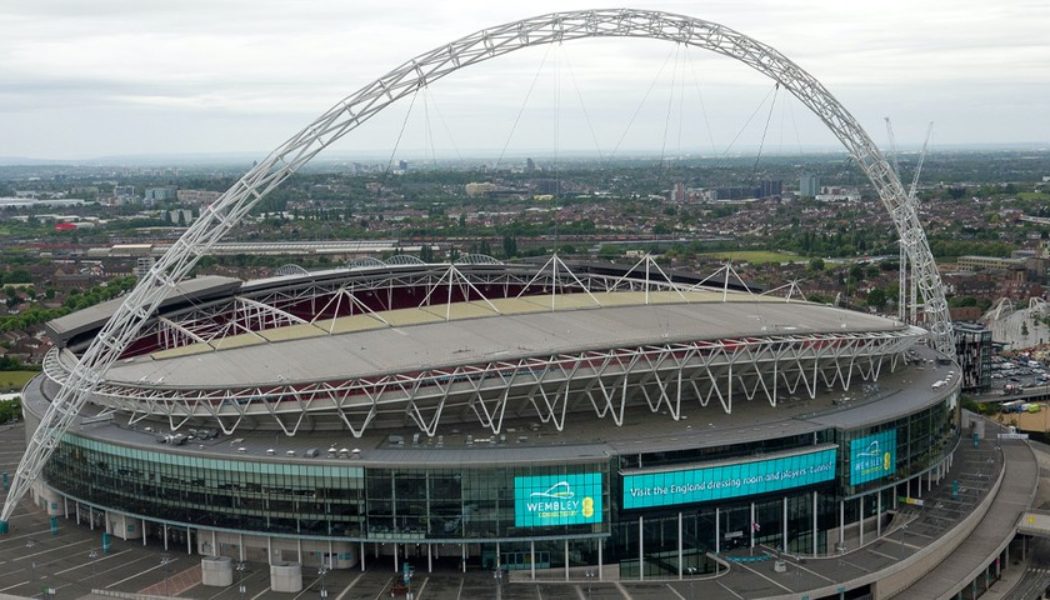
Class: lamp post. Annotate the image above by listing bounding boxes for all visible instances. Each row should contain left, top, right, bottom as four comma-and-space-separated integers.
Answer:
317, 566, 328, 600
160, 553, 173, 597
687, 566, 698, 600
88, 549, 99, 584
236, 561, 246, 600
493, 566, 503, 600
585, 569, 595, 599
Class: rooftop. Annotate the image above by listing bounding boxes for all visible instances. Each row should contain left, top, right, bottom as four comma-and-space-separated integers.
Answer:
45, 275, 241, 344
100, 294, 905, 388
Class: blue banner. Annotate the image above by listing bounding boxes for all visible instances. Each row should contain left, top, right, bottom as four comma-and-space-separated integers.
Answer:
514, 473, 603, 527
849, 430, 897, 485
622, 447, 838, 509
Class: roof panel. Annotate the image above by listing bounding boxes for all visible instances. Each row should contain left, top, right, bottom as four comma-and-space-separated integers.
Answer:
107, 300, 909, 388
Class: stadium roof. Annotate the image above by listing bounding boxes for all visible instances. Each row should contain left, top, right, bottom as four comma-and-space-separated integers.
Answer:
104, 296, 904, 388
46, 275, 241, 344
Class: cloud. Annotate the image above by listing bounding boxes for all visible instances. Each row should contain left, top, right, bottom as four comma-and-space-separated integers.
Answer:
1, 0, 1047, 159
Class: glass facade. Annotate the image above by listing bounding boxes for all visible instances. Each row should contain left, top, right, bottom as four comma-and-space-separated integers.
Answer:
39, 389, 958, 575
840, 391, 958, 497
44, 435, 610, 541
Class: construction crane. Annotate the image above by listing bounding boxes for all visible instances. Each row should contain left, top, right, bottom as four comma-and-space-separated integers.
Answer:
885, 119, 934, 325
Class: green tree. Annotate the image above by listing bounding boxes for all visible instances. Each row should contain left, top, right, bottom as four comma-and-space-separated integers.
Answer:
867, 288, 887, 311
502, 236, 518, 259
419, 244, 434, 263
0, 396, 20, 424
808, 258, 825, 272
848, 264, 864, 282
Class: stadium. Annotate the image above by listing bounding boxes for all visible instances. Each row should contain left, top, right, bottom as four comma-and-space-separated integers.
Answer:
19, 256, 961, 580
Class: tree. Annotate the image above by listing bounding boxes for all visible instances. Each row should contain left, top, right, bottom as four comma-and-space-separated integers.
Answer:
867, 288, 887, 311
502, 236, 518, 259
848, 264, 864, 283
0, 397, 20, 425
809, 258, 825, 272
419, 244, 434, 263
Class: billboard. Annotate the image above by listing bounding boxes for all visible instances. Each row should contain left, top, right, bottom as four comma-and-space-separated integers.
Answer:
849, 430, 896, 485
622, 447, 837, 509
514, 473, 603, 527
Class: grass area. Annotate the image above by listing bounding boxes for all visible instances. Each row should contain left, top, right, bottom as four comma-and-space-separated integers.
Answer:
700, 250, 802, 265
0, 371, 38, 393
1018, 192, 1050, 202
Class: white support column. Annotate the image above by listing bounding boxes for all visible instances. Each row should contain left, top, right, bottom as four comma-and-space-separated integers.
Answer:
213, 530, 219, 556
394, 543, 399, 573
598, 539, 603, 581
715, 508, 720, 554
239, 534, 245, 562
927, 470, 932, 492
427, 544, 432, 573
329, 540, 334, 569
461, 544, 466, 573
782, 497, 788, 553
360, 541, 366, 572
143, 519, 148, 547
75, 502, 80, 525
638, 516, 644, 581
812, 491, 818, 556
186, 527, 192, 555
297, 538, 302, 564
64, 498, 69, 518
564, 539, 569, 581
859, 495, 865, 546
727, 362, 734, 413
163, 524, 168, 551
89, 506, 94, 531
839, 500, 845, 547
496, 541, 501, 571
750, 502, 756, 549
267, 536, 273, 565
678, 512, 684, 579
531, 541, 536, 580
877, 492, 883, 537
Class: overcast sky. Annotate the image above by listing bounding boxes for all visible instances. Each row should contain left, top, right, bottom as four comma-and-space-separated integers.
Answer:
2, 0, 1048, 161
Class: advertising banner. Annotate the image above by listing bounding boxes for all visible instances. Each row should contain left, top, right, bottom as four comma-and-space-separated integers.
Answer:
849, 430, 897, 485
514, 472, 603, 527
622, 447, 837, 509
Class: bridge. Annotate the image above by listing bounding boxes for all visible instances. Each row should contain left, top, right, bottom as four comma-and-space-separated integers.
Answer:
1017, 509, 1050, 538
977, 386, 1050, 404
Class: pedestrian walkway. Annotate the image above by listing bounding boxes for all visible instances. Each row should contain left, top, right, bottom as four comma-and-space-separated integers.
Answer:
137, 565, 201, 597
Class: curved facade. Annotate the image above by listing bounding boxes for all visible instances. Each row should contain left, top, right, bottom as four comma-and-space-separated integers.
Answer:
24, 260, 961, 577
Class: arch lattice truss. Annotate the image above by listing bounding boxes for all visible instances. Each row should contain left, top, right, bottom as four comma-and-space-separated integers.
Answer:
0, 8, 952, 524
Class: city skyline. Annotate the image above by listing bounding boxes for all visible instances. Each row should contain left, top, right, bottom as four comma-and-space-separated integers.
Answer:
2, 1, 1048, 161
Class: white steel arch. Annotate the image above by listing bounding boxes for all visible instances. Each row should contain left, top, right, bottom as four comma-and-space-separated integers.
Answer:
0, 8, 953, 526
